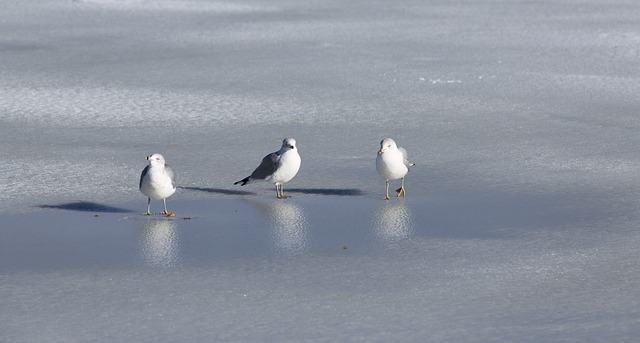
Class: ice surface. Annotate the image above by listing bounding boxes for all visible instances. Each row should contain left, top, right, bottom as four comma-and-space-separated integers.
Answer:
1, 0, 640, 341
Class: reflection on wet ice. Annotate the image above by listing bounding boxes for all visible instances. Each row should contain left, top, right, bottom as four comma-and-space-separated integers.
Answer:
373, 201, 414, 241
139, 219, 180, 268
266, 201, 309, 255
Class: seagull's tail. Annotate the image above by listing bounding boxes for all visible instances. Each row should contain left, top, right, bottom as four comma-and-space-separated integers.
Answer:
234, 177, 250, 186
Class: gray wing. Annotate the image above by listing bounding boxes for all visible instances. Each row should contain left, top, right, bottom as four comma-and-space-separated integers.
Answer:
139, 165, 150, 189
164, 164, 176, 188
250, 152, 281, 180
399, 147, 413, 169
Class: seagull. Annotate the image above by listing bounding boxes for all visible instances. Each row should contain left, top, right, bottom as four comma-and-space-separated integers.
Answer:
234, 138, 301, 199
139, 153, 176, 215
376, 138, 414, 200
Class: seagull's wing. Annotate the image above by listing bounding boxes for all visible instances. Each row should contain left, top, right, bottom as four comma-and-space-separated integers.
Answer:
250, 152, 281, 180
139, 165, 150, 189
164, 164, 176, 188
399, 147, 413, 169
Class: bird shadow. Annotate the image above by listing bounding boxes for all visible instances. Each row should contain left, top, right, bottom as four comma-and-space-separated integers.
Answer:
179, 186, 363, 197
286, 188, 365, 196
36, 201, 134, 213
179, 186, 256, 196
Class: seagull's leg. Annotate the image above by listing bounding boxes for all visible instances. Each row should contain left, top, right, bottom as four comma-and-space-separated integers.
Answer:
396, 177, 406, 197
144, 198, 152, 215
280, 184, 290, 199
276, 184, 289, 199
161, 199, 168, 214
384, 180, 391, 200
161, 199, 175, 217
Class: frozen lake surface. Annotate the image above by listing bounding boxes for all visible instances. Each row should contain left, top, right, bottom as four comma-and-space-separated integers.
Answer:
1, 0, 640, 341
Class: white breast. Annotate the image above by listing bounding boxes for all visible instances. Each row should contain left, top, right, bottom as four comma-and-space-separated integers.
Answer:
271, 150, 301, 185
376, 150, 408, 181
140, 166, 176, 200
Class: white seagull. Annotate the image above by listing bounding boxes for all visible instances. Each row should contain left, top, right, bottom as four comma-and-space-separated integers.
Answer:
376, 138, 414, 200
234, 138, 301, 199
139, 153, 176, 215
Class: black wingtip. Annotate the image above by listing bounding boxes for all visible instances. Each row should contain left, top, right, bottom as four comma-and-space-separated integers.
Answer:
234, 177, 249, 186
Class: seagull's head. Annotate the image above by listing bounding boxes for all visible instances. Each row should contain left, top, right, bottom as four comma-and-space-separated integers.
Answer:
282, 138, 297, 150
378, 138, 397, 154
146, 153, 166, 167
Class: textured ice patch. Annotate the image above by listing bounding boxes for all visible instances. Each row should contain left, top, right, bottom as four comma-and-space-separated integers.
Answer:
70, 0, 277, 13
0, 86, 318, 128
0, 158, 136, 213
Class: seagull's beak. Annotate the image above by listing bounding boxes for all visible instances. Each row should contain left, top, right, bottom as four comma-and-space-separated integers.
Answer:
146, 156, 151, 160
378, 148, 384, 154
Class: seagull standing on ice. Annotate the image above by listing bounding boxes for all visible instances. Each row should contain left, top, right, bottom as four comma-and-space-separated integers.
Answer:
139, 153, 176, 215
234, 138, 301, 199
376, 138, 414, 200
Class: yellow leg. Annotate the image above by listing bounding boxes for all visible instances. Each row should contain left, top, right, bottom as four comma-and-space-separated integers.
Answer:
277, 184, 290, 199
144, 198, 152, 215
396, 177, 406, 197
160, 199, 174, 216
161, 199, 168, 214
383, 180, 391, 200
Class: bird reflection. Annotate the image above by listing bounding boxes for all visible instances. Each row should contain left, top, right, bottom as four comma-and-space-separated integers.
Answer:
373, 201, 414, 241
139, 219, 180, 268
266, 202, 309, 255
